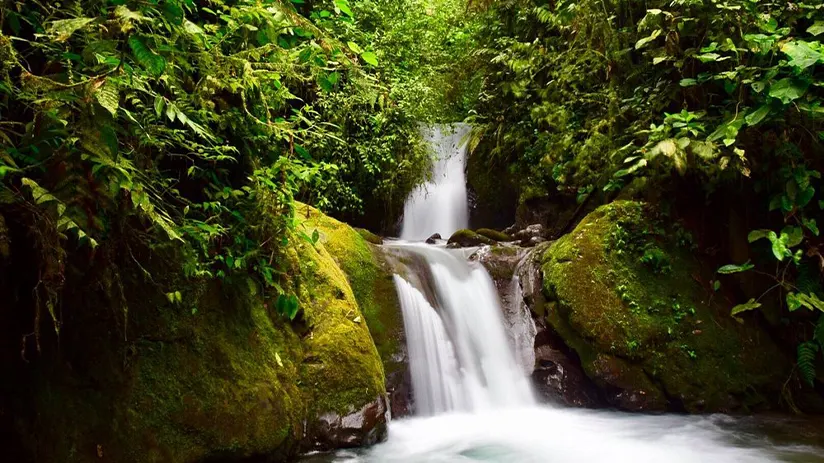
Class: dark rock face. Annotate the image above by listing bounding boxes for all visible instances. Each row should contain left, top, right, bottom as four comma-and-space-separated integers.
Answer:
306, 396, 389, 451
387, 367, 413, 418
532, 329, 604, 408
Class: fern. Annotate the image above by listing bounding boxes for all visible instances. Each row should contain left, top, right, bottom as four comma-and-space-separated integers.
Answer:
128, 36, 166, 76
815, 315, 824, 348
20, 178, 98, 248
798, 341, 819, 386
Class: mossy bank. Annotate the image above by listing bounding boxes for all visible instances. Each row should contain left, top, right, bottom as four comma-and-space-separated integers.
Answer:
0, 205, 399, 462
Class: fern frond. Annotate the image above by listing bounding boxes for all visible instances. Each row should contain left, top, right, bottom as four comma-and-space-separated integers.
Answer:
815, 315, 824, 349
797, 341, 819, 386
128, 36, 166, 76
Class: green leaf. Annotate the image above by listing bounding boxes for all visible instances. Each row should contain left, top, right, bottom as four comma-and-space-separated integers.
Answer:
95, 81, 119, 116
696, 52, 727, 63
745, 105, 770, 126
713, 280, 721, 291
804, 218, 820, 236
781, 41, 823, 70
635, 29, 662, 50
45, 17, 95, 42
789, 292, 824, 313
769, 232, 789, 261
808, 21, 824, 37
747, 229, 771, 243
361, 51, 378, 66
680, 78, 698, 87
347, 41, 363, 54
335, 0, 354, 17
787, 292, 803, 311
128, 36, 166, 76
781, 226, 804, 247
717, 262, 754, 274
286, 295, 299, 320
769, 78, 809, 104
154, 96, 165, 117
731, 298, 762, 320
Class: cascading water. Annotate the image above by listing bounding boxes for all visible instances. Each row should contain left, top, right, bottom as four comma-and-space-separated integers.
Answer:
309, 124, 824, 463
391, 244, 534, 415
400, 124, 470, 241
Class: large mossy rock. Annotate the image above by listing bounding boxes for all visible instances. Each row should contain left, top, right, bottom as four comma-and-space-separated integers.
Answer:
299, 204, 409, 418
2, 206, 393, 462
540, 201, 791, 412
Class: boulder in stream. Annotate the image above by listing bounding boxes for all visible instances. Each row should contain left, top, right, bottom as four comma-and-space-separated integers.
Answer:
447, 229, 495, 247
539, 201, 791, 412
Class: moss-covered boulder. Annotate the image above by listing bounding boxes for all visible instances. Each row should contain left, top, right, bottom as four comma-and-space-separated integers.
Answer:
299, 204, 409, 417
355, 227, 384, 245
540, 201, 791, 412
476, 228, 513, 242
2, 206, 391, 462
447, 229, 495, 247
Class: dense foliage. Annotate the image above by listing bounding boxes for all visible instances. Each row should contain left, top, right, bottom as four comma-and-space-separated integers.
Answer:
467, 0, 824, 393
4, 0, 824, 416
0, 0, 464, 351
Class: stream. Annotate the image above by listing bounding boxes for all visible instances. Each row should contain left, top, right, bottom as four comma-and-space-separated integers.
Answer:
304, 124, 824, 462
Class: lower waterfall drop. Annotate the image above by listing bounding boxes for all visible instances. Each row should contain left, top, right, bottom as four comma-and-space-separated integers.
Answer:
390, 243, 533, 416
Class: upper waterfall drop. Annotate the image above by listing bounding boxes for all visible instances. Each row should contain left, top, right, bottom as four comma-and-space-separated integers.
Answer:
400, 124, 471, 241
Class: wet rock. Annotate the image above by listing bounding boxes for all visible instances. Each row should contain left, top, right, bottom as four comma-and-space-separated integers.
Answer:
425, 233, 442, 244
306, 396, 389, 451
589, 354, 668, 411
474, 245, 525, 286
525, 235, 546, 247
532, 338, 604, 408
387, 366, 413, 418
476, 228, 513, 242
447, 229, 494, 248
514, 224, 546, 247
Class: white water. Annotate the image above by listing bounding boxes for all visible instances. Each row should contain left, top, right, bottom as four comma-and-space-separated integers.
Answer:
400, 124, 470, 241
391, 243, 533, 415
307, 125, 824, 462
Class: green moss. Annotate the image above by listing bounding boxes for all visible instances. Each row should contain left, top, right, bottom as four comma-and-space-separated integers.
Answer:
356, 227, 384, 245
542, 201, 790, 412
125, 280, 303, 462
448, 229, 495, 247
476, 228, 513, 242
298, 203, 404, 379
17, 205, 389, 463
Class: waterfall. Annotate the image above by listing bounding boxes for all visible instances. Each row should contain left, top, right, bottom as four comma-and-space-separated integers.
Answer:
392, 123, 533, 415
400, 124, 470, 241
308, 124, 824, 462
392, 244, 534, 415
